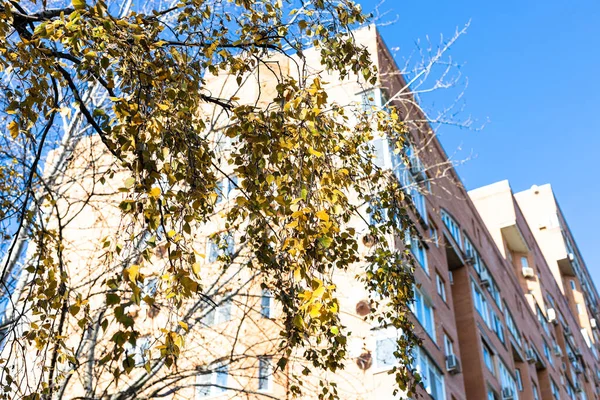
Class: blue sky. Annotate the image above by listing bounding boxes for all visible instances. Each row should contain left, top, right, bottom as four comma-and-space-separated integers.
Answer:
356, 0, 600, 287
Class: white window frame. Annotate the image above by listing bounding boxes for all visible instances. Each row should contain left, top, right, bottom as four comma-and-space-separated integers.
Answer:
124, 336, 151, 367
410, 286, 436, 342
472, 280, 490, 326
201, 294, 233, 326
408, 235, 429, 274
196, 364, 229, 399
373, 327, 400, 371
444, 334, 454, 357
215, 175, 239, 204
482, 340, 495, 375
207, 233, 235, 263
258, 357, 273, 392
441, 209, 462, 249
498, 359, 519, 400
260, 289, 273, 319
436, 273, 446, 302
412, 346, 446, 400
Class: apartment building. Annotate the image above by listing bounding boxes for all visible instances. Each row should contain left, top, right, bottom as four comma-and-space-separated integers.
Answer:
7, 25, 600, 400
470, 181, 600, 400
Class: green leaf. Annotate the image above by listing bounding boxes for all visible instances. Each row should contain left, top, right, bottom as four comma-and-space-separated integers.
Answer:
106, 293, 120, 306
318, 236, 332, 248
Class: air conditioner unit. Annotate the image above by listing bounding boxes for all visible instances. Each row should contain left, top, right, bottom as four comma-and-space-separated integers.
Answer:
591, 318, 597, 329
575, 348, 582, 357
445, 354, 461, 374
522, 267, 535, 279
464, 255, 475, 266
502, 387, 515, 400
568, 252, 575, 261
575, 383, 583, 393
526, 349, 537, 364
546, 308, 557, 323
564, 325, 572, 335
554, 345, 563, 357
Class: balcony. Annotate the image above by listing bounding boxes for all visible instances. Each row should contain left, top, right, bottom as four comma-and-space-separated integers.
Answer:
444, 230, 466, 270
500, 222, 529, 253
557, 252, 577, 276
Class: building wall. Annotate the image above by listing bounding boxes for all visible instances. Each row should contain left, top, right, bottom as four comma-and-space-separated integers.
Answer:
10, 26, 600, 400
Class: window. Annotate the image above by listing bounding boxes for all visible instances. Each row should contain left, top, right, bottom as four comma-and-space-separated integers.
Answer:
412, 346, 445, 400
124, 336, 151, 367
410, 287, 436, 341
360, 88, 385, 112
570, 280, 576, 290
430, 224, 439, 247
487, 388, 497, 400
482, 340, 495, 374
499, 359, 518, 399
566, 383, 575, 400
543, 340, 553, 366
550, 378, 560, 400
576, 303, 584, 315
141, 277, 158, 301
196, 364, 229, 398
201, 295, 232, 326
441, 209, 461, 248
472, 281, 490, 326
260, 289, 273, 318
436, 273, 446, 302
368, 201, 388, 226
505, 306, 522, 347
215, 175, 239, 204
515, 368, 523, 391
536, 305, 550, 336
374, 327, 399, 369
486, 276, 502, 309
258, 357, 273, 392
491, 311, 505, 344
464, 236, 484, 275
408, 236, 428, 274
532, 382, 540, 400
207, 233, 235, 263
520, 256, 529, 269
444, 334, 454, 357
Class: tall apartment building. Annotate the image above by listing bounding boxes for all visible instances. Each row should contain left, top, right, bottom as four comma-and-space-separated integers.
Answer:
6, 26, 600, 400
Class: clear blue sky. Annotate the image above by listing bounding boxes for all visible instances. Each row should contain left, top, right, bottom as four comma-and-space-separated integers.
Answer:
357, 0, 600, 288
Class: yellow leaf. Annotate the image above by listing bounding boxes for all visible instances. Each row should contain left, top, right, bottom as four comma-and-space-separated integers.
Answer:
313, 285, 325, 299
308, 146, 323, 157
149, 186, 161, 198
315, 209, 329, 222
157, 103, 170, 111
308, 303, 322, 318
266, 174, 275, 184
167, 230, 176, 238
8, 121, 18, 139
192, 262, 201, 276
178, 321, 189, 331
72, 0, 86, 9
126, 265, 140, 282
293, 268, 302, 282
286, 220, 298, 229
